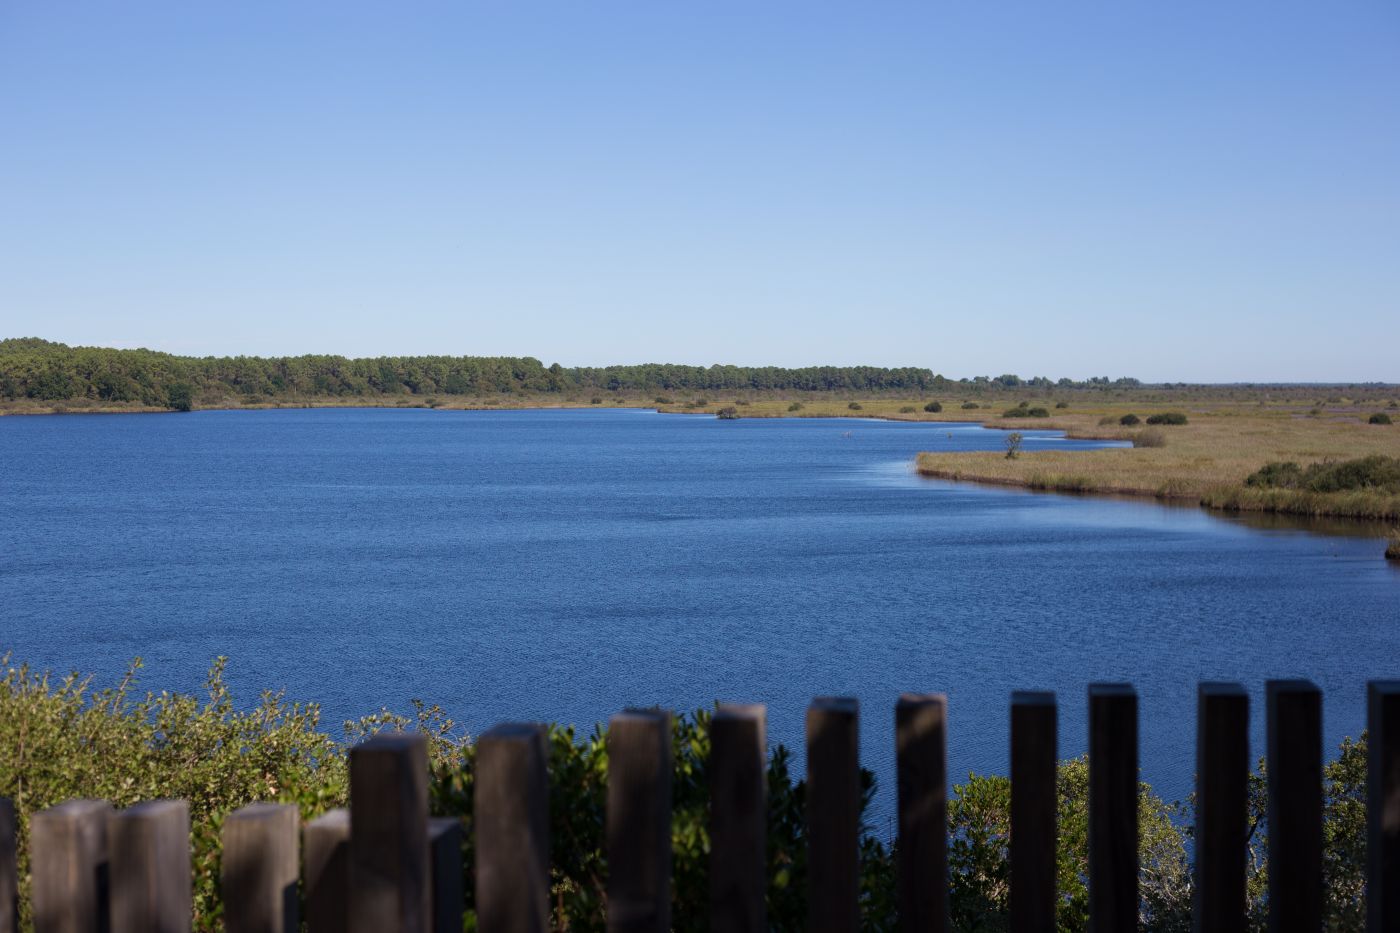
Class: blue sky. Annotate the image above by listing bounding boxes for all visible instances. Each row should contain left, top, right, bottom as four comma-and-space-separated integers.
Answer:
1, 2, 1396, 381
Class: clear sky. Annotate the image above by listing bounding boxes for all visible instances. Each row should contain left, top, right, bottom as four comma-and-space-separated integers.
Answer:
1, 2, 1396, 382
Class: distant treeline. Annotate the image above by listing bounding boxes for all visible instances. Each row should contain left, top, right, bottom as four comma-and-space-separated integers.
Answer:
0, 338, 1143, 407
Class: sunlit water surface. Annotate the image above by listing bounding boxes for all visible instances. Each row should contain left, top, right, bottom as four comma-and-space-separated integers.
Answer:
3, 408, 1396, 824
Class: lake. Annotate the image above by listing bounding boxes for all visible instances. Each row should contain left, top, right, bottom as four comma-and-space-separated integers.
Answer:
2, 407, 1396, 824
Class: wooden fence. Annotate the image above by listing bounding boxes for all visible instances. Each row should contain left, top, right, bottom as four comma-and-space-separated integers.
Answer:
1, 680, 1397, 932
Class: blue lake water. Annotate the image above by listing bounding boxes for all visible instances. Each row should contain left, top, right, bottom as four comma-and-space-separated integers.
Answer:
2, 407, 1397, 825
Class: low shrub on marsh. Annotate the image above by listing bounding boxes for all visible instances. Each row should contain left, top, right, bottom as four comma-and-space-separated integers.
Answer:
654, 396, 674, 405
899, 406, 917, 413
1245, 455, 1400, 493
590, 397, 603, 404
1055, 401, 1069, 409
1098, 416, 1116, 426
848, 402, 863, 410
961, 402, 979, 409
1370, 413, 1393, 425
787, 402, 803, 412
1005, 406, 1050, 418
1133, 429, 1168, 448
1120, 413, 1141, 426
1146, 412, 1188, 425
924, 401, 943, 413
716, 406, 740, 420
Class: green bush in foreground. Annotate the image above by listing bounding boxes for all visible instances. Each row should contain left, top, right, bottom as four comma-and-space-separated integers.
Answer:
849, 402, 863, 410
1145, 412, 1188, 426
1120, 414, 1141, 426
0, 657, 1373, 930
1370, 413, 1393, 425
924, 401, 943, 413
961, 402, 979, 410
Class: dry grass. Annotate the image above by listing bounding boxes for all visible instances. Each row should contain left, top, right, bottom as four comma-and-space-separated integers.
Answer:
914, 398, 1400, 519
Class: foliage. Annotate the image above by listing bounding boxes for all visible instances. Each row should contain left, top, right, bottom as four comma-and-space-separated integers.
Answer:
716, 406, 740, 420
924, 401, 943, 413
654, 396, 675, 405
1145, 413, 1189, 426
788, 402, 804, 412
961, 402, 979, 410
590, 397, 603, 404
166, 382, 194, 412
1386, 531, 1400, 560
0, 339, 952, 403
1244, 456, 1400, 494
0, 657, 1379, 930
1120, 414, 1141, 426
1003, 406, 1048, 418
1370, 413, 1393, 425
849, 402, 864, 410
1005, 432, 1023, 460
1055, 401, 1069, 409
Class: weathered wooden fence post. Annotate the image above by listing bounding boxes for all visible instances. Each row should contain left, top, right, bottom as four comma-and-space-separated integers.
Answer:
222, 802, 299, 933
896, 693, 947, 933
1368, 681, 1400, 933
428, 818, 463, 933
710, 703, 767, 933
108, 800, 192, 933
0, 798, 15, 933
1010, 691, 1056, 933
30, 799, 112, 933
475, 723, 550, 933
1088, 684, 1136, 933
807, 697, 860, 933
350, 733, 430, 933
1195, 683, 1248, 933
1266, 680, 1321, 933
606, 709, 673, 933
304, 809, 351, 933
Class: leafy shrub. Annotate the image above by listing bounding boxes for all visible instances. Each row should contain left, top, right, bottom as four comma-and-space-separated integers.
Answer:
1026, 407, 1049, 418
0, 656, 1374, 930
1133, 429, 1167, 448
1370, 413, 1393, 425
787, 402, 803, 412
716, 407, 740, 420
1003, 406, 1028, 418
1244, 456, 1400, 493
961, 402, 979, 410
923, 401, 943, 413
736, 399, 751, 406
1005, 432, 1023, 459
1120, 414, 1141, 426
166, 383, 194, 412
1055, 401, 1069, 409
848, 402, 863, 411
1098, 416, 1116, 426
695, 398, 709, 406
654, 396, 674, 405
1145, 412, 1188, 425
898, 406, 917, 414
591, 397, 603, 404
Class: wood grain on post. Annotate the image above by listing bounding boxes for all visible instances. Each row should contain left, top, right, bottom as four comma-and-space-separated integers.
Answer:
428, 818, 463, 933
29, 799, 111, 933
1266, 680, 1322, 933
807, 697, 860, 933
304, 809, 351, 933
1195, 683, 1248, 933
896, 693, 947, 933
1088, 684, 1136, 933
710, 703, 767, 933
475, 723, 549, 933
222, 802, 299, 933
606, 709, 673, 933
349, 732, 430, 933
0, 798, 15, 933
108, 799, 192, 933
1368, 681, 1400, 933
1010, 691, 1056, 933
